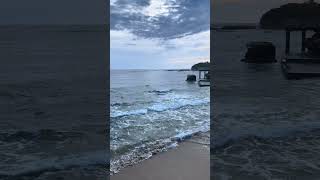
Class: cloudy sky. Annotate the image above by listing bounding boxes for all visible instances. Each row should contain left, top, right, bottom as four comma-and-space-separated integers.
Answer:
110, 0, 210, 69
110, 0, 305, 69
0, 0, 305, 69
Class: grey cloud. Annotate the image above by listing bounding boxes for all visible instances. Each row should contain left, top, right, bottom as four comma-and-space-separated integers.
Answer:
115, 0, 150, 7
111, 0, 210, 39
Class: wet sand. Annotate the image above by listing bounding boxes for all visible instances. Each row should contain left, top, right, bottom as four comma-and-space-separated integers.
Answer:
111, 133, 210, 180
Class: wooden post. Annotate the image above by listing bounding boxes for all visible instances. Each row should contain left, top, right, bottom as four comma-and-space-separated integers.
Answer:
301, 30, 306, 53
286, 30, 290, 55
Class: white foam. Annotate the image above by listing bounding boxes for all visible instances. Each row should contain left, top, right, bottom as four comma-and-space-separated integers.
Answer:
111, 96, 209, 118
173, 126, 209, 141
167, 142, 178, 149
111, 109, 148, 118
111, 126, 209, 174
148, 98, 209, 112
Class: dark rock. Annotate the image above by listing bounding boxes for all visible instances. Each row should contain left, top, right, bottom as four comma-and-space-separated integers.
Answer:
186, 74, 196, 82
242, 41, 277, 63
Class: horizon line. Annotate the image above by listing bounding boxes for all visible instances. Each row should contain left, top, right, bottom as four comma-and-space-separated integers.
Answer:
110, 68, 192, 70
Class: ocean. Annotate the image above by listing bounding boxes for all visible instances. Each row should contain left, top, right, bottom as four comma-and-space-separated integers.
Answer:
212, 29, 320, 179
0, 26, 108, 179
110, 70, 210, 173
2, 26, 319, 179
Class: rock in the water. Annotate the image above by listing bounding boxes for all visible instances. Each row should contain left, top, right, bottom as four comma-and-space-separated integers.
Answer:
242, 41, 276, 63
186, 74, 196, 82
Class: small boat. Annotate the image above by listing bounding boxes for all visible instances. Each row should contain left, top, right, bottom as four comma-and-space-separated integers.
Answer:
197, 67, 210, 87
281, 26, 320, 79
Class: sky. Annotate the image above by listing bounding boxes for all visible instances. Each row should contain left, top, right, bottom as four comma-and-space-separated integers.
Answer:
110, 0, 210, 69
111, 0, 306, 69
0, 0, 308, 69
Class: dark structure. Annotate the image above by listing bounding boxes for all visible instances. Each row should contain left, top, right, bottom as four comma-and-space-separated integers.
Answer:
242, 42, 277, 63
281, 26, 320, 79
197, 67, 210, 87
305, 31, 320, 55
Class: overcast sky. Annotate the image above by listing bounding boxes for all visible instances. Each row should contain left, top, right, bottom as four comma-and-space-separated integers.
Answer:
0, 0, 308, 69
111, 0, 308, 69
111, 0, 210, 69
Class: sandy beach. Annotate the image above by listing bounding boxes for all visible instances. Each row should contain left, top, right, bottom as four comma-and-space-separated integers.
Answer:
111, 132, 210, 180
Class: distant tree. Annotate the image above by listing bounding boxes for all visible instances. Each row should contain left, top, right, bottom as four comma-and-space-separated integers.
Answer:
260, 1, 320, 29
191, 62, 210, 71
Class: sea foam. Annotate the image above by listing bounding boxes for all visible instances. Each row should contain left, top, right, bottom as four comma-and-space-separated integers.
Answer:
111, 95, 209, 118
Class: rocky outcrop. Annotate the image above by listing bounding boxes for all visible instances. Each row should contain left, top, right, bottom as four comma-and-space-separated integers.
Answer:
186, 75, 196, 82
242, 42, 277, 63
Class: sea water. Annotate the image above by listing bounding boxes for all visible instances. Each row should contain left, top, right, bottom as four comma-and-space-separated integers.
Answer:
110, 70, 210, 173
212, 29, 320, 179
0, 26, 107, 179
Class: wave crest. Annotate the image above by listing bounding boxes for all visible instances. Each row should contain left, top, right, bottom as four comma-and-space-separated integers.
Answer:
111, 97, 209, 118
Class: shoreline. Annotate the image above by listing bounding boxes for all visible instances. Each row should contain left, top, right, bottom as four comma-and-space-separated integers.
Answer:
111, 132, 210, 180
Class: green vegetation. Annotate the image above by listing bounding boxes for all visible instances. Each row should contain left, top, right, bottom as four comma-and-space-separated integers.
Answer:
191, 62, 210, 71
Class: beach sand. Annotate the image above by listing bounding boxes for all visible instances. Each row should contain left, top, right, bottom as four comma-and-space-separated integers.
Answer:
111, 132, 210, 180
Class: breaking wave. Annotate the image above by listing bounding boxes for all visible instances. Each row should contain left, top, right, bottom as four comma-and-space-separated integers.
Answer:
111, 97, 209, 118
